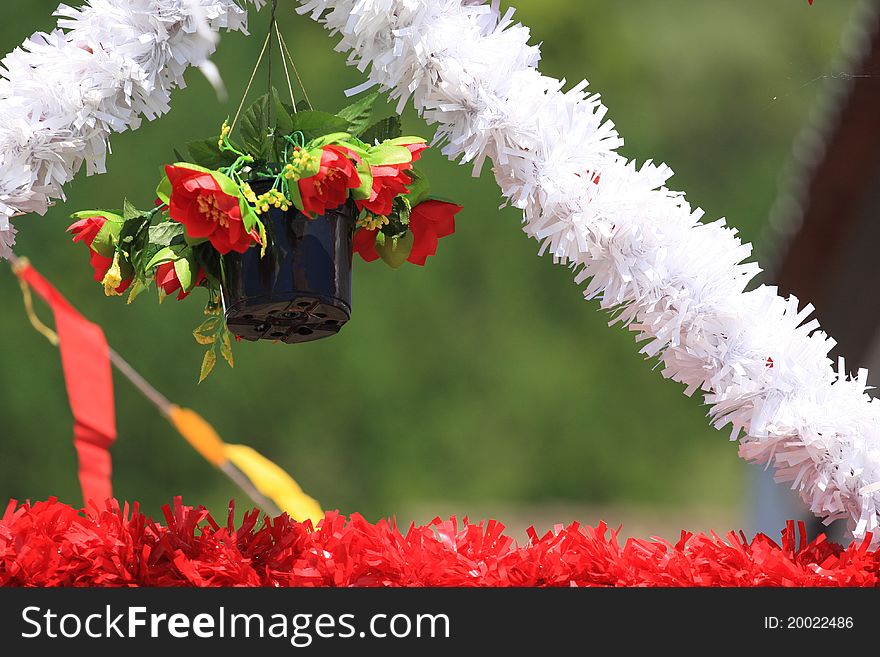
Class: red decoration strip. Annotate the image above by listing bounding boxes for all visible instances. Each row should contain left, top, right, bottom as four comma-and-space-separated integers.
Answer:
2, 498, 878, 587
17, 265, 116, 505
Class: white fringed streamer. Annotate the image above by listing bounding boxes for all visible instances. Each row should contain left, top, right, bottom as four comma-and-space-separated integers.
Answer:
297, 0, 880, 543
0, 0, 264, 259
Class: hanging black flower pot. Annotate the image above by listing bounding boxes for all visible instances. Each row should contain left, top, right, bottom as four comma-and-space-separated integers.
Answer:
221, 180, 356, 344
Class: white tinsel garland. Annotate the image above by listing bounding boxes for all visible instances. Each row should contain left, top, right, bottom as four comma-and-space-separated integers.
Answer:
0, 0, 265, 259
297, 0, 880, 542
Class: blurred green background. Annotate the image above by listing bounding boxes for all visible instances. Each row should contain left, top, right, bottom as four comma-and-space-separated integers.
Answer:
0, 0, 861, 533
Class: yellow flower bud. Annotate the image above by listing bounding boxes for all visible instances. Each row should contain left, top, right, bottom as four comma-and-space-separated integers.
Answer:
101, 252, 124, 297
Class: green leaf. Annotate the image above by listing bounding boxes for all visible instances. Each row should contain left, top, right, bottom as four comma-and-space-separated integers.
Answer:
199, 349, 217, 383
193, 244, 223, 284
184, 233, 210, 247
384, 136, 427, 147
148, 221, 185, 247
238, 197, 260, 233
335, 139, 369, 157
239, 88, 295, 160
359, 116, 402, 145
219, 330, 234, 367
336, 92, 379, 137
173, 257, 193, 291
307, 132, 353, 149
187, 138, 238, 170
375, 230, 414, 269
351, 161, 374, 201
70, 210, 124, 223
405, 168, 431, 207
193, 331, 215, 346
156, 176, 172, 205
193, 316, 220, 345
123, 199, 141, 220
365, 143, 413, 166
289, 111, 350, 141
117, 214, 151, 262
395, 195, 412, 227
240, 93, 272, 160
287, 180, 304, 213
256, 220, 268, 258
272, 89, 295, 137
90, 217, 124, 258
131, 240, 162, 279
145, 245, 184, 271
126, 279, 147, 305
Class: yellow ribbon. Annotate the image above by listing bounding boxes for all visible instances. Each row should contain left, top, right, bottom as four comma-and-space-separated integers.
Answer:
169, 405, 322, 523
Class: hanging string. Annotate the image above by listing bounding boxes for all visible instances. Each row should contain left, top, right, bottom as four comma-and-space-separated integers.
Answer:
229, 28, 273, 134
228, 0, 316, 134
276, 20, 297, 112
266, 0, 277, 126
277, 28, 314, 111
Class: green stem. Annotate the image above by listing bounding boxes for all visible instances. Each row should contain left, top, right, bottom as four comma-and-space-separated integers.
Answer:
222, 154, 255, 179
284, 133, 305, 149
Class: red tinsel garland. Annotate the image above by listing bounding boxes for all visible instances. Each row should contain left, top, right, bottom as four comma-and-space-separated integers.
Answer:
1, 498, 878, 587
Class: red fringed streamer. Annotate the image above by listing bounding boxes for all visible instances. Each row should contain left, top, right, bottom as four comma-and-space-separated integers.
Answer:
17, 265, 116, 505
2, 498, 879, 587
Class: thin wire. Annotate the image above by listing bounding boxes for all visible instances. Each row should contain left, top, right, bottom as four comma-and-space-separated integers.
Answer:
229, 29, 273, 133
277, 28, 314, 110
275, 20, 297, 112
266, 1, 276, 119
107, 349, 173, 416
219, 461, 283, 517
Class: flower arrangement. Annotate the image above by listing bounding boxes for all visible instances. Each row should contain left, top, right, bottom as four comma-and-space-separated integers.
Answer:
69, 90, 463, 380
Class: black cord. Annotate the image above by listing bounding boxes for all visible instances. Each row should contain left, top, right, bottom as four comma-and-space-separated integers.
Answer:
268, 1, 278, 93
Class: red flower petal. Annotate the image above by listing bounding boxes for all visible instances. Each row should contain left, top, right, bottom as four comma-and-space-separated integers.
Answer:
155, 262, 181, 296
69, 215, 117, 282
116, 278, 132, 295
165, 165, 252, 255
298, 147, 361, 217
352, 228, 380, 262
404, 141, 428, 163
88, 251, 114, 283
68, 216, 105, 246
407, 200, 462, 266
155, 263, 206, 301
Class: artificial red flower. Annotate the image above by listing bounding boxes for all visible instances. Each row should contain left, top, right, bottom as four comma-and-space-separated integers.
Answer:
356, 141, 428, 216
155, 262, 206, 301
406, 200, 461, 266
352, 226, 380, 262
353, 199, 461, 266
298, 145, 362, 217
165, 165, 257, 255
68, 215, 132, 294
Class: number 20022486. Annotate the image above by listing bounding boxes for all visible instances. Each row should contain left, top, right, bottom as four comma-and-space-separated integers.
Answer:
764, 617, 854, 629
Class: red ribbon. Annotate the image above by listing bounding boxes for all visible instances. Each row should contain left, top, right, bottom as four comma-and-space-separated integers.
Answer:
18, 263, 116, 506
